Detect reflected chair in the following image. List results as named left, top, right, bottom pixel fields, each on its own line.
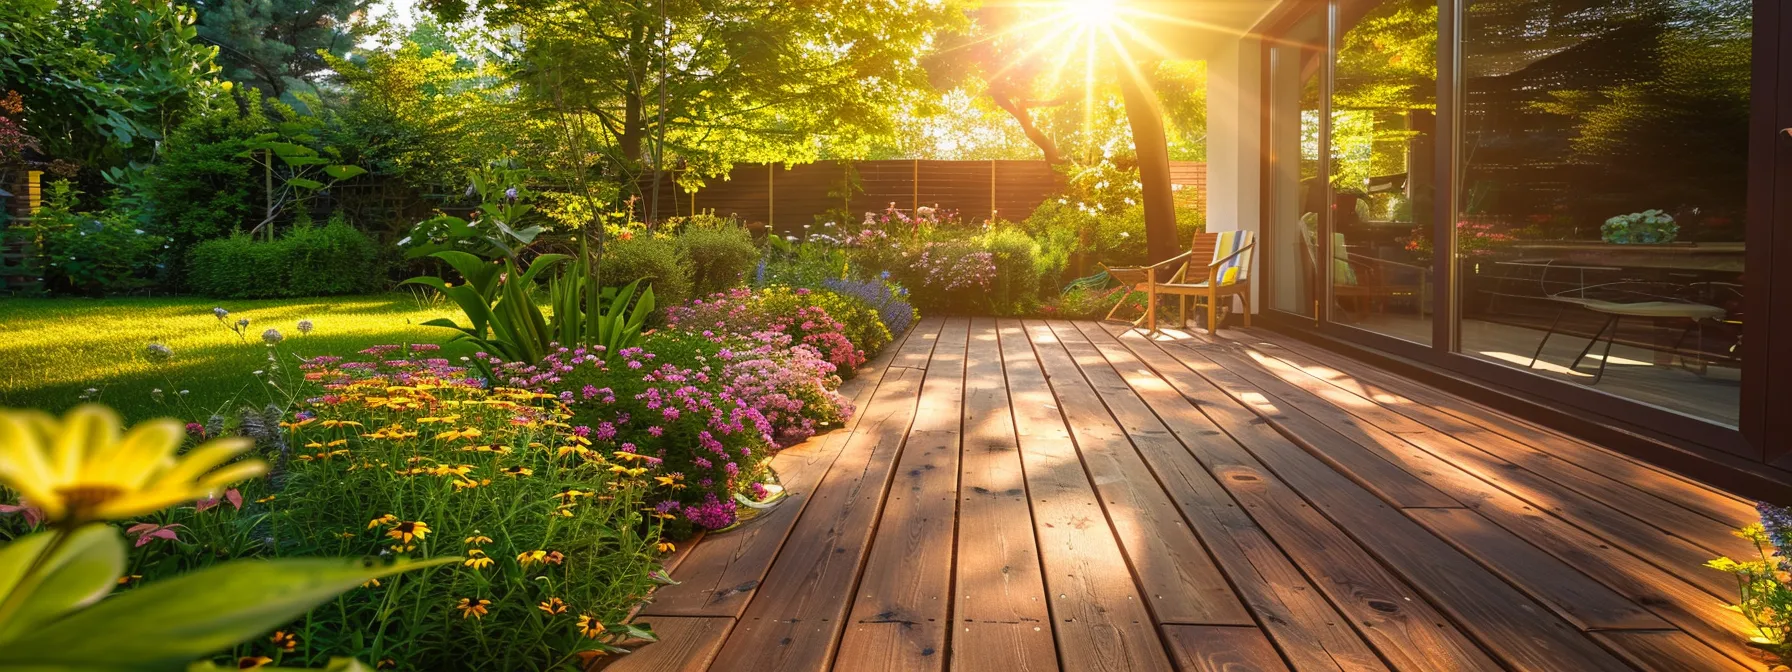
left=1526, top=281, right=1730, bottom=385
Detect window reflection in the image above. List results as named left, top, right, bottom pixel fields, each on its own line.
left=1456, top=0, right=1750, bottom=426
left=1329, top=0, right=1438, bottom=343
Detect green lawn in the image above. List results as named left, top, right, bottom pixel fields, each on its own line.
left=0, top=294, right=474, bottom=423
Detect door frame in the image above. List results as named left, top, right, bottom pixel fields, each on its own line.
left=1255, top=0, right=1786, bottom=464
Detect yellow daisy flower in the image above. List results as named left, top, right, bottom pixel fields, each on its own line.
left=238, top=656, right=274, bottom=669
left=501, top=465, right=533, bottom=477
left=538, top=597, right=568, bottom=615
left=386, top=520, right=430, bottom=544
left=576, top=614, right=605, bottom=638
left=464, top=534, right=493, bottom=546
left=464, top=549, right=494, bottom=569
left=269, top=630, right=297, bottom=652
left=456, top=597, right=490, bottom=619
left=0, top=405, right=267, bottom=525
left=657, top=541, right=676, bottom=553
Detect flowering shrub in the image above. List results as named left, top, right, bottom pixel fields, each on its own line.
left=667, top=286, right=873, bottom=373
left=822, top=276, right=916, bottom=339
left=104, top=352, right=667, bottom=670
left=1708, top=502, right=1792, bottom=658
left=896, top=240, right=997, bottom=314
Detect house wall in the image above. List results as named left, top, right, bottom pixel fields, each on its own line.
left=1205, top=37, right=1264, bottom=312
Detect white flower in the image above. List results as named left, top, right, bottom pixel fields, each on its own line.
left=296, top=319, right=314, bottom=335
left=262, top=329, right=284, bottom=345
left=145, top=343, right=173, bottom=362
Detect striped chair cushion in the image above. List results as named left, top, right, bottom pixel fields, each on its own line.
left=1212, top=230, right=1254, bottom=286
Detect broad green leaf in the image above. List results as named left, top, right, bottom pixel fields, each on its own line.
left=0, top=557, right=455, bottom=670
left=0, top=525, right=125, bottom=644
left=323, top=165, right=367, bottom=180
left=278, top=155, right=330, bottom=167
left=286, top=177, right=325, bottom=191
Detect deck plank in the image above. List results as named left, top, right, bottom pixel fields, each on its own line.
left=996, top=319, right=1176, bottom=672
left=603, top=617, right=735, bottom=672
left=1232, top=344, right=1745, bottom=598
left=951, top=318, right=1059, bottom=672
left=1161, top=626, right=1292, bottom=672
left=642, top=324, right=918, bottom=617
left=1246, top=337, right=1756, bottom=554
left=1242, top=330, right=1757, bottom=529
left=1067, top=321, right=1388, bottom=672
left=1592, top=630, right=1756, bottom=672
left=708, top=322, right=938, bottom=672
left=1026, top=321, right=1253, bottom=627
left=1213, top=341, right=1766, bottom=670
left=1093, top=328, right=1495, bottom=671
left=835, top=318, right=971, bottom=671
left=1126, top=328, right=1634, bottom=672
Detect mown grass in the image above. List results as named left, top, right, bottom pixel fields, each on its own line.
left=0, top=293, right=475, bottom=422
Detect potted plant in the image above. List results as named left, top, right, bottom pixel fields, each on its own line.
left=1601, top=209, right=1679, bottom=244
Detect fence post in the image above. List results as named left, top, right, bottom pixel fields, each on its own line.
left=911, top=159, right=918, bottom=213
left=989, top=159, right=997, bottom=222
left=768, top=163, right=775, bottom=231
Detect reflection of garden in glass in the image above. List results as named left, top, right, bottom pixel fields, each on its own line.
left=1327, top=0, right=1438, bottom=344
left=1455, top=0, right=1752, bottom=427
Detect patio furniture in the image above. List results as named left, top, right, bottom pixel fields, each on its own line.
left=1301, top=229, right=1428, bottom=319
left=1527, top=295, right=1728, bottom=385
left=1103, top=230, right=1255, bottom=335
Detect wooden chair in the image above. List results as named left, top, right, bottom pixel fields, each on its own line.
left=1301, top=229, right=1428, bottom=320
left=1104, top=230, right=1256, bottom=335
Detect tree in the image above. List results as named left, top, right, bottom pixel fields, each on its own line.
left=426, top=0, right=966, bottom=225
left=191, top=0, right=373, bottom=100
left=0, top=0, right=219, bottom=171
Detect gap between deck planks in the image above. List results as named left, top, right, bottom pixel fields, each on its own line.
left=1100, top=324, right=1637, bottom=671
left=833, top=318, right=971, bottom=670
left=705, top=317, right=939, bottom=672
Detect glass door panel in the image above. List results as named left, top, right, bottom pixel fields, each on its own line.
left=1328, top=0, right=1439, bottom=344
left=1455, top=0, right=1751, bottom=427
left=1267, top=15, right=1327, bottom=317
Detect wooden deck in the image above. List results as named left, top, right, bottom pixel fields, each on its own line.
left=609, top=318, right=1765, bottom=672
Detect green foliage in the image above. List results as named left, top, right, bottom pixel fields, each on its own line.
left=788, top=290, right=893, bottom=363
left=186, top=218, right=384, bottom=298
left=400, top=164, right=541, bottom=263
left=239, top=96, right=368, bottom=235
left=597, top=236, right=694, bottom=310
left=549, top=269, right=657, bottom=360
left=26, top=181, right=166, bottom=295
left=403, top=252, right=570, bottom=364
left=0, top=0, right=220, bottom=170
left=1708, top=522, right=1792, bottom=657
left=194, top=0, right=370, bottom=100
left=0, top=520, right=444, bottom=671
left=980, top=227, right=1042, bottom=316
left=324, top=37, right=524, bottom=188
left=147, top=92, right=268, bottom=256
left=674, top=218, right=760, bottom=297
left=468, top=0, right=966, bottom=211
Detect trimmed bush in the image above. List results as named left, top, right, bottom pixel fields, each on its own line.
left=676, top=221, right=759, bottom=296
left=596, top=235, right=694, bottom=309
left=981, top=227, right=1042, bottom=316
left=186, top=218, right=383, bottom=298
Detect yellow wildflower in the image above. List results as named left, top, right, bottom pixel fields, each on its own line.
left=385, top=520, right=430, bottom=544
left=538, top=597, right=568, bottom=615
left=576, top=614, right=604, bottom=638
left=456, top=597, right=490, bottom=619
left=517, top=550, right=547, bottom=567
left=657, top=541, right=676, bottom=553
left=464, top=549, right=494, bottom=569
left=0, top=405, right=266, bottom=524
left=238, top=657, right=274, bottom=670
left=269, top=630, right=297, bottom=652
left=464, top=534, right=493, bottom=546
left=501, top=465, right=533, bottom=477
left=367, top=514, right=398, bottom=530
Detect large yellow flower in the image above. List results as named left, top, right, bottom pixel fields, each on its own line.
left=0, top=405, right=266, bottom=525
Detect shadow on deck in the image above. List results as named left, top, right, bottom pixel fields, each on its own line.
left=605, top=317, right=1764, bottom=672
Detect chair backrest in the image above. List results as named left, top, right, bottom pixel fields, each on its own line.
left=1299, top=227, right=1357, bottom=286
left=1188, top=230, right=1256, bottom=286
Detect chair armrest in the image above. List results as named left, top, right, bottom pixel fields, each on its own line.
left=1207, top=242, right=1256, bottom=269
left=1102, top=251, right=1193, bottom=274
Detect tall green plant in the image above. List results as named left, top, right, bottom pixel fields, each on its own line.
left=550, top=265, right=656, bottom=357
left=405, top=251, right=655, bottom=368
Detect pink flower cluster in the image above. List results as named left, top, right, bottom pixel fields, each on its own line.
left=667, top=287, right=866, bottom=371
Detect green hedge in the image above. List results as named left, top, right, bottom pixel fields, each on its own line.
left=186, top=220, right=384, bottom=298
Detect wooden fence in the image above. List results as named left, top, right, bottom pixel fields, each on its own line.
left=638, top=159, right=1206, bottom=234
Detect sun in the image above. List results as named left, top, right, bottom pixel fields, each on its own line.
left=1062, top=0, right=1120, bottom=26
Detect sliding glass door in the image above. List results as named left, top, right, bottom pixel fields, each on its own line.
left=1260, top=0, right=1784, bottom=456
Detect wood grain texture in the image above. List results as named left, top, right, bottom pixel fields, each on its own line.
left=601, top=617, right=735, bottom=672
left=1230, top=345, right=1742, bottom=599
left=1070, top=322, right=1389, bottom=672
left=952, top=319, right=1059, bottom=672
left=1025, top=321, right=1252, bottom=627
left=1161, top=625, right=1292, bottom=672
left=835, top=318, right=971, bottom=671
left=643, top=322, right=920, bottom=617
left=1243, top=330, right=1757, bottom=529
left=996, top=319, right=1175, bottom=672
left=1405, top=508, right=1668, bottom=630
left=710, top=331, right=936, bottom=672
left=1591, top=630, right=1756, bottom=672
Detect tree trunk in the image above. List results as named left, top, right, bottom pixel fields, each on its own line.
left=989, top=84, right=1066, bottom=165
left=1118, top=63, right=1180, bottom=265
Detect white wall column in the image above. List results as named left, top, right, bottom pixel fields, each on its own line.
left=1205, top=36, right=1264, bottom=313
